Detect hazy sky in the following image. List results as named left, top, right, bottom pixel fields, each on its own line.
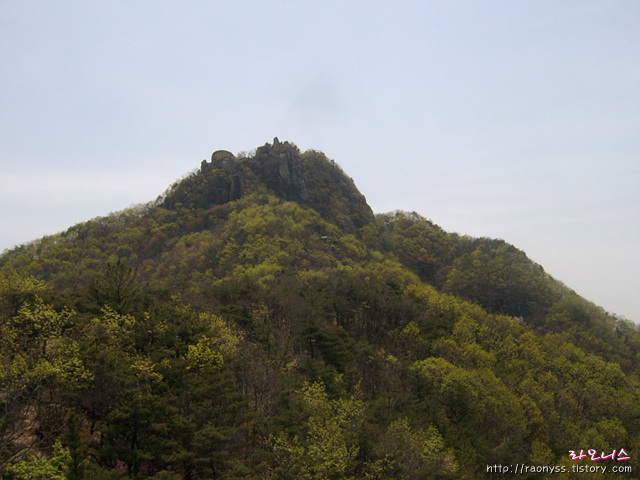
left=1, top=1, right=639, bottom=321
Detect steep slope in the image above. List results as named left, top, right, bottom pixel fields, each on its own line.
left=1, top=141, right=639, bottom=479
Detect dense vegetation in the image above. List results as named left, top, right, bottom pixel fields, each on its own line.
left=1, top=140, right=639, bottom=479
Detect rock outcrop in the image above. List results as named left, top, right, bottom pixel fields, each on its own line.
left=164, top=139, right=374, bottom=230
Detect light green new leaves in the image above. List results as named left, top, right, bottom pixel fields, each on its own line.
left=376, top=417, right=457, bottom=476
left=6, top=440, right=71, bottom=480
left=270, top=381, right=365, bottom=479
left=1, top=290, right=91, bottom=470
left=1, top=296, right=91, bottom=391
left=186, top=313, right=242, bottom=370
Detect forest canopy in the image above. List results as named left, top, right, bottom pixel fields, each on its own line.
left=1, top=140, right=638, bottom=479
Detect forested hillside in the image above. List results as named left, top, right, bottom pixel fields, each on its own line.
left=1, top=140, right=639, bottom=479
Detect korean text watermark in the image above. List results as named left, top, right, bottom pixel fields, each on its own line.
left=486, top=449, right=632, bottom=475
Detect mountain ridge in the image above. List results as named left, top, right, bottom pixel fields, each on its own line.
left=1, top=140, right=639, bottom=479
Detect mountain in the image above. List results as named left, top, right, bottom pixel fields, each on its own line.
left=1, top=140, right=639, bottom=479
left=163, top=139, right=374, bottom=231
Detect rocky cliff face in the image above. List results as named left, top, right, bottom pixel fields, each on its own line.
left=164, top=139, right=374, bottom=230
left=197, top=150, right=246, bottom=204
left=249, top=138, right=310, bottom=203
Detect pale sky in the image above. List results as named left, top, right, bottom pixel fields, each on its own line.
left=1, top=1, right=639, bottom=322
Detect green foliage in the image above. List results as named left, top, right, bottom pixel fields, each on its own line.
left=62, top=411, right=88, bottom=480
left=443, top=240, right=562, bottom=318
left=2, top=141, right=640, bottom=478
left=1, top=277, right=91, bottom=474
left=89, top=260, right=142, bottom=314
left=186, top=313, right=242, bottom=370
left=375, top=417, right=457, bottom=478
left=269, top=381, right=364, bottom=479
left=6, top=440, right=70, bottom=480
left=375, top=211, right=458, bottom=284
left=299, top=149, right=375, bottom=230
